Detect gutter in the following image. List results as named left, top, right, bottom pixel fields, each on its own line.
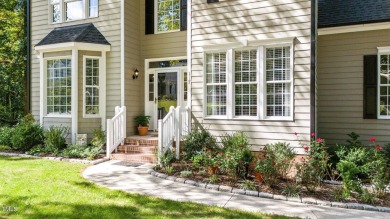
left=26, top=0, right=31, bottom=113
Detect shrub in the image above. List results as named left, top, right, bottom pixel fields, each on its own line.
left=296, top=137, right=329, bottom=192
left=165, top=166, right=174, bottom=175
left=241, top=180, right=256, bottom=191
left=183, top=129, right=217, bottom=160
left=180, top=170, right=192, bottom=177
left=26, top=145, right=50, bottom=156
left=364, top=147, right=390, bottom=195
left=281, top=183, right=301, bottom=198
left=219, top=132, right=253, bottom=179
left=160, top=148, right=175, bottom=167
left=208, top=174, right=218, bottom=184
left=61, top=145, right=103, bottom=160
left=0, top=126, right=14, bottom=147
left=44, top=126, right=69, bottom=153
left=11, top=115, right=44, bottom=151
left=382, top=143, right=390, bottom=166
left=336, top=160, right=362, bottom=196
left=255, top=147, right=278, bottom=186
left=91, top=126, right=106, bottom=148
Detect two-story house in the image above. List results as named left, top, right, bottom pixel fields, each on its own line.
left=27, top=0, right=390, bottom=158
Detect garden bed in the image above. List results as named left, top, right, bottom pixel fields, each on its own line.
left=155, top=162, right=390, bottom=207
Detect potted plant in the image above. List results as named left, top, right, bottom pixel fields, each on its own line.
left=134, top=115, right=151, bottom=136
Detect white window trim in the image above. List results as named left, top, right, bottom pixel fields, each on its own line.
left=154, top=0, right=181, bottom=34
left=202, top=38, right=295, bottom=121
left=377, top=47, right=390, bottom=119
left=43, top=55, right=73, bottom=118
left=203, top=50, right=229, bottom=119
left=262, top=43, right=294, bottom=121
left=48, top=0, right=98, bottom=24
left=83, top=56, right=102, bottom=118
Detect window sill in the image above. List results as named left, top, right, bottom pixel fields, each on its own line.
left=154, top=29, right=181, bottom=35
left=50, top=16, right=99, bottom=25
left=203, top=116, right=294, bottom=122
left=83, top=115, right=101, bottom=119
left=44, top=115, right=72, bottom=119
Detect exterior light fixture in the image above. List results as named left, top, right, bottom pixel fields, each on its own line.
left=133, top=68, right=139, bottom=80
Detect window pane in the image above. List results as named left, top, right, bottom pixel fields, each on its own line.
left=66, top=0, right=83, bottom=21
left=84, top=58, right=100, bottom=115
left=157, top=0, right=180, bottom=32
left=47, top=58, right=71, bottom=115
left=89, top=0, right=98, bottom=17
left=52, top=4, right=60, bottom=22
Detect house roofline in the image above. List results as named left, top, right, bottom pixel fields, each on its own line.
left=319, top=21, right=390, bottom=36
left=34, top=42, right=111, bottom=53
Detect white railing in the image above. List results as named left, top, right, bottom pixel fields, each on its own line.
left=106, top=106, right=126, bottom=158
left=158, top=106, right=191, bottom=163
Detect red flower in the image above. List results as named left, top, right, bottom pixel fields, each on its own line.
left=316, top=138, right=322, bottom=143
left=227, top=155, right=231, bottom=159
left=219, top=152, right=223, bottom=155
left=294, top=132, right=298, bottom=136
left=375, top=145, right=383, bottom=151
left=369, top=137, right=376, bottom=143
left=304, top=146, right=309, bottom=152
left=311, top=132, right=315, bottom=137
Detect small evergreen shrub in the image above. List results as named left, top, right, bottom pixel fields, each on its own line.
left=0, top=126, right=14, bottom=147
left=91, top=126, right=106, bottom=148
left=11, top=115, right=44, bottom=151
left=44, top=126, right=69, bottom=153
left=160, top=148, right=175, bottom=167
left=183, top=129, right=217, bottom=160
left=61, top=145, right=103, bottom=160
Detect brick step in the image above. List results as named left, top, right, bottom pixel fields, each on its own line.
left=117, top=145, right=156, bottom=153
left=110, top=152, right=157, bottom=164
left=125, top=138, right=158, bottom=146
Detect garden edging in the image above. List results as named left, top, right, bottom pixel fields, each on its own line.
left=0, top=152, right=109, bottom=165
left=147, top=169, right=390, bottom=213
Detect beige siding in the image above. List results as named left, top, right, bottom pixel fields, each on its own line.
left=139, top=0, right=187, bottom=61
left=31, top=0, right=121, bottom=130
left=318, top=29, right=390, bottom=145
left=124, top=0, right=144, bottom=136
left=191, top=0, right=312, bottom=151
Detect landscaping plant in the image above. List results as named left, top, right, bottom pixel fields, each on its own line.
left=182, top=129, right=217, bottom=160
left=44, top=126, right=69, bottom=153
left=0, top=126, right=13, bottom=147
left=91, top=126, right=106, bottom=148
left=10, top=115, right=44, bottom=151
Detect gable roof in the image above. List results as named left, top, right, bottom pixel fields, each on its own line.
left=36, top=23, right=110, bottom=47
left=318, top=0, right=390, bottom=28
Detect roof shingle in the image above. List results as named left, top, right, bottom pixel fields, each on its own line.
left=318, top=0, right=390, bottom=28
left=36, top=23, right=110, bottom=46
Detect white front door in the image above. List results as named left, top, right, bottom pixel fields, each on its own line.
left=145, top=68, right=188, bottom=131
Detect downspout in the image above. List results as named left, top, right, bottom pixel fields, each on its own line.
left=26, top=0, right=31, bottom=113
left=310, top=0, right=318, bottom=135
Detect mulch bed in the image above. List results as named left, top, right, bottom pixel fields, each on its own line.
left=157, top=162, right=390, bottom=207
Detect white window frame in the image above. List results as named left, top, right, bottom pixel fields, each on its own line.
left=377, top=47, right=390, bottom=119
left=203, top=50, right=230, bottom=119
left=49, top=0, right=98, bottom=24
left=262, top=44, right=294, bottom=121
left=202, top=38, right=295, bottom=121
left=154, top=0, right=181, bottom=34
left=44, top=56, right=73, bottom=118
left=83, top=56, right=102, bottom=118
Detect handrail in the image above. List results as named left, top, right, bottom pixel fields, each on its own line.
left=158, top=105, right=191, bottom=164
left=106, top=106, right=126, bottom=158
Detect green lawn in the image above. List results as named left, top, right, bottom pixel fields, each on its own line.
left=0, top=156, right=294, bottom=219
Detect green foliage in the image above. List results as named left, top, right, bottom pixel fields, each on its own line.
left=180, top=170, right=192, bottom=177
left=296, top=138, right=329, bottom=192
left=336, top=160, right=362, bottom=196
left=208, top=174, right=218, bottom=184
left=219, top=132, right=253, bottom=179
left=11, top=116, right=44, bottom=151
left=364, top=148, right=390, bottom=195
left=44, top=126, right=69, bottom=153
left=134, top=115, right=151, bottom=127
left=382, top=143, right=390, bottom=166
left=0, top=0, right=27, bottom=125
left=160, top=148, right=175, bottom=167
left=183, top=129, right=217, bottom=160
left=256, top=142, right=295, bottom=186
left=0, top=126, right=14, bottom=147
left=26, top=145, right=51, bottom=156
left=346, top=132, right=363, bottom=149
left=0, top=145, right=11, bottom=151
left=281, top=183, right=301, bottom=198
left=91, top=126, right=106, bottom=148
left=241, top=180, right=256, bottom=191
left=165, top=166, right=174, bottom=175
left=61, top=145, right=103, bottom=160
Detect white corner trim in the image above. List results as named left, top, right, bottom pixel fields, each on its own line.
left=187, top=0, right=192, bottom=110
left=101, top=51, right=107, bottom=130
left=71, top=49, right=79, bottom=144
left=39, top=52, right=44, bottom=126
left=319, top=22, right=390, bottom=36
left=120, top=0, right=125, bottom=107
left=35, top=42, right=111, bottom=53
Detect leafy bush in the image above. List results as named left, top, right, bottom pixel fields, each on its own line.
left=180, top=170, right=192, bottom=177
left=0, top=126, right=13, bottom=147
left=26, top=145, right=50, bottom=156
left=0, top=145, right=12, bottom=151
left=208, top=174, right=218, bottom=184
left=296, top=138, right=329, bottom=191
left=160, top=148, right=175, bottom=167
left=183, top=129, right=217, bottom=160
left=281, top=183, right=301, bottom=198
left=382, top=143, right=390, bottom=166
left=191, top=146, right=221, bottom=169
left=219, top=132, right=253, bottom=179
left=91, top=126, right=106, bottom=148
left=44, top=126, right=69, bottom=153
left=241, top=180, right=256, bottom=191
left=61, top=145, right=103, bottom=160
left=165, top=166, right=174, bottom=175
left=364, top=147, right=390, bottom=195
left=11, top=115, right=44, bottom=151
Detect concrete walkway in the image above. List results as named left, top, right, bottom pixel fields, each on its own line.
left=83, top=160, right=390, bottom=219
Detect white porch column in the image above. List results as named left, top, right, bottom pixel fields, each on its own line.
left=39, top=52, right=44, bottom=126
left=71, top=49, right=79, bottom=144
left=101, top=51, right=107, bottom=130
